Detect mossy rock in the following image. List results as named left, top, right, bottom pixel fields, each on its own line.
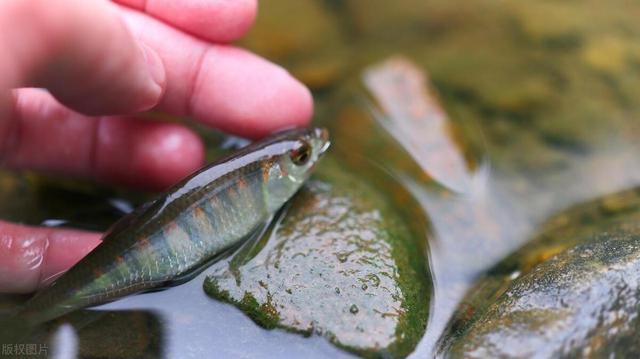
left=441, top=188, right=640, bottom=358
left=204, top=157, right=431, bottom=358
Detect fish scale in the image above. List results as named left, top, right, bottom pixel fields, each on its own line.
left=19, top=128, right=330, bottom=324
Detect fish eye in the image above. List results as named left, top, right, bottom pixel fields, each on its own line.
left=290, top=140, right=311, bottom=166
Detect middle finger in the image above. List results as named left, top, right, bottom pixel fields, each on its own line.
left=118, top=5, right=313, bottom=139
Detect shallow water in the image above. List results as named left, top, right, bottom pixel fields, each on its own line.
left=2, top=0, right=640, bottom=357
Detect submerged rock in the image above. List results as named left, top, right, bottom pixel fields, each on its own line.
left=447, top=234, right=640, bottom=358
left=204, top=158, right=431, bottom=358
left=239, top=0, right=350, bottom=90
left=442, top=188, right=640, bottom=358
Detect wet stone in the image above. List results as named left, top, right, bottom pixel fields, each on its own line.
left=204, top=158, right=431, bottom=358
left=442, top=188, right=640, bottom=358
left=446, top=234, right=640, bottom=358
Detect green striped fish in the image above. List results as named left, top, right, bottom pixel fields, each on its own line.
left=20, top=127, right=330, bottom=323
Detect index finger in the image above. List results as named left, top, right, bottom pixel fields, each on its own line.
left=120, top=7, right=313, bottom=138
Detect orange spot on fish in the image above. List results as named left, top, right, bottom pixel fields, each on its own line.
left=262, top=161, right=272, bottom=183
left=227, top=187, right=239, bottom=201
left=136, top=236, right=151, bottom=250
left=237, top=177, right=248, bottom=190
left=193, top=207, right=206, bottom=220
left=209, top=195, right=219, bottom=208
left=166, top=221, right=178, bottom=232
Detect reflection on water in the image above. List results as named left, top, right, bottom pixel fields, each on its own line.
left=2, top=0, right=640, bottom=357
left=69, top=270, right=348, bottom=358
left=51, top=310, right=163, bottom=358
left=363, top=56, right=482, bottom=194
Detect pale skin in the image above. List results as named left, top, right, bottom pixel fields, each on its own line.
left=0, top=0, right=313, bottom=293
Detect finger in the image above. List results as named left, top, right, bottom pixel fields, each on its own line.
left=3, top=89, right=205, bottom=191
left=119, top=6, right=313, bottom=139
left=0, top=220, right=101, bottom=294
left=114, top=0, right=257, bottom=43
left=0, top=0, right=165, bottom=116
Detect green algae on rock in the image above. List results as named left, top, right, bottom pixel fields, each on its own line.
left=204, top=158, right=431, bottom=358
left=441, top=188, right=640, bottom=358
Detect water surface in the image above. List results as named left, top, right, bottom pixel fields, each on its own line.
left=2, top=0, right=640, bottom=357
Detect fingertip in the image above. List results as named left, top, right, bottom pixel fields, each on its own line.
left=132, top=122, right=205, bottom=190
left=216, top=0, right=258, bottom=42
left=281, top=75, right=314, bottom=129
left=249, top=72, right=314, bottom=137
left=227, top=67, right=314, bottom=138
left=0, top=221, right=101, bottom=293
left=192, top=47, right=315, bottom=138
left=95, top=118, right=205, bottom=191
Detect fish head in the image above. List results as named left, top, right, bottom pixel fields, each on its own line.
left=263, top=127, right=330, bottom=211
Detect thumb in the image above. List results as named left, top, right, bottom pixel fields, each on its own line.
left=0, top=0, right=166, bottom=116
left=0, top=220, right=101, bottom=294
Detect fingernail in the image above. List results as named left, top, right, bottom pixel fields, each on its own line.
left=139, top=43, right=166, bottom=91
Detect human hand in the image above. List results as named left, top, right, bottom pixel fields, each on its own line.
left=0, top=0, right=313, bottom=293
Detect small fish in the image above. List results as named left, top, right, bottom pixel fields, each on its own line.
left=20, top=128, right=330, bottom=323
